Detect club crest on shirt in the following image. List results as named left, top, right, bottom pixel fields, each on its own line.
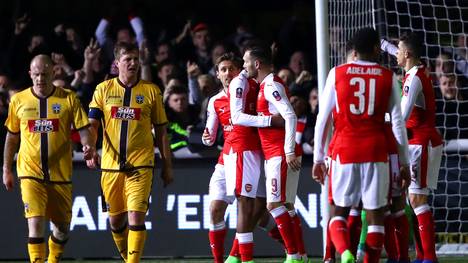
left=272, top=91, right=282, bottom=101
left=403, top=86, right=409, bottom=96
left=245, top=184, right=252, bottom=193
left=135, top=94, right=144, bottom=104
left=52, top=103, right=61, bottom=114
left=236, top=87, right=243, bottom=98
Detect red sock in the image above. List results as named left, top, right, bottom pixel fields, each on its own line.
left=348, top=209, right=362, bottom=256
left=270, top=206, right=298, bottom=255
left=415, top=205, right=437, bottom=261
left=229, top=238, right=240, bottom=257
left=364, top=226, right=385, bottom=263
left=393, top=210, right=410, bottom=262
left=384, top=213, right=398, bottom=261
left=412, top=213, right=424, bottom=260
left=268, top=226, right=285, bottom=247
left=324, top=219, right=336, bottom=260
left=237, top=232, right=254, bottom=262
left=329, top=216, right=350, bottom=254
left=291, top=212, right=306, bottom=255
left=209, top=224, right=227, bottom=263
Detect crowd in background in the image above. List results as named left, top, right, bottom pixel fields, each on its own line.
left=0, top=1, right=466, bottom=158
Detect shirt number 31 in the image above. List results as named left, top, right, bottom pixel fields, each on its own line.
left=349, top=77, right=376, bottom=115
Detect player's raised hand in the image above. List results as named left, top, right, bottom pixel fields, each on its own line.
left=286, top=153, right=301, bottom=172
left=2, top=169, right=15, bottom=191
left=312, top=162, right=327, bottom=184
left=400, top=164, right=411, bottom=189
left=161, top=166, right=174, bottom=188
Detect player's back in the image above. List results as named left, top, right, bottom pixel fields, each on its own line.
left=333, top=61, right=394, bottom=163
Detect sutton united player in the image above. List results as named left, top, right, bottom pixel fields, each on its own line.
left=312, top=28, right=410, bottom=263
left=87, top=42, right=173, bottom=263
left=3, top=55, right=95, bottom=263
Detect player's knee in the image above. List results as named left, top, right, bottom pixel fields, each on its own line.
left=284, top=202, right=294, bottom=211
left=27, top=216, right=45, bottom=237
left=409, top=193, right=428, bottom=208
left=109, top=213, right=128, bottom=230
left=266, top=202, right=281, bottom=211
left=210, top=203, right=226, bottom=223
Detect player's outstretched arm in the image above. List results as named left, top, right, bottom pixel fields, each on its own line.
left=229, top=71, right=271, bottom=127
left=313, top=68, right=336, bottom=165
left=154, top=124, right=174, bottom=187
left=2, top=132, right=19, bottom=191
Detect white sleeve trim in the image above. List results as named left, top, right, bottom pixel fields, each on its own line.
left=264, top=81, right=297, bottom=155
left=313, top=68, right=336, bottom=163
left=202, top=96, right=219, bottom=146
left=229, top=75, right=271, bottom=128
left=389, top=74, right=410, bottom=165
left=401, top=72, right=422, bottom=121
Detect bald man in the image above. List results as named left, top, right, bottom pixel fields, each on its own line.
left=3, top=54, right=96, bottom=263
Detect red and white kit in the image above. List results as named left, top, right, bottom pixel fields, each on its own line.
left=225, top=70, right=271, bottom=199
left=203, top=90, right=235, bottom=204
left=384, top=118, right=404, bottom=198
left=314, top=60, right=409, bottom=210
left=257, top=73, right=299, bottom=203
left=286, top=116, right=306, bottom=204
left=401, top=65, right=443, bottom=195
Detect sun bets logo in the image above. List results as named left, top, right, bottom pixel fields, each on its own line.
left=111, top=106, right=141, bottom=120
left=28, top=119, right=59, bottom=133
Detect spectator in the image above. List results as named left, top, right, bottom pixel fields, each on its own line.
left=164, top=85, right=201, bottom=152
left=94, top=14, right=145, bottom=70
left=436, top=73, right=468, bottom=140
left=278, top=67, right=295, bottom=87
left=156, top=60, right=180, bottom=90
left=288, top=50, right=310, bottom=77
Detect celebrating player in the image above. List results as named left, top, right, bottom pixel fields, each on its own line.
left=396, top=32, right=443, bottom=263
left=312, top=28, right=410, bottom=263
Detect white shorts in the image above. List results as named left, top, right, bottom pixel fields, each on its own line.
left=208, top=164, right=235, bottom=204
left=408, top=143, right=443, bottom=195
left=286, top=156, right=302, bottom=204
left=264, top=155, right=288, bottom=203
left=329, top=156, right=389, bottom=210
left=389, top=154, right=404, bottom=198
left=224, top=150, right=262, bottom=198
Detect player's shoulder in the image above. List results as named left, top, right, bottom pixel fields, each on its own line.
left=210, top=90, right=227, bottom=102
left=138, top=79, right=163, bottom=94
left=95, top=78, right=116, bottom=92
left=10, top=87, right=33, bottom=102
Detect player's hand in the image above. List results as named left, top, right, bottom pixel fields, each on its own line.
left=286, top=154, right=301, bottom=172
left=312, top=162, right=327, bottom=185
left=86, top=152, right=100, bottom=169
left=399, top=165, right=411, bottom=189
left=160, top=166, right=174, bottom=188
left=82, top=145, right=96, bottom=161
left=2, top=168, right=15, bottom=191
left=270, top=114, right=285, bottom=128
left=202, top=128, right=213, bottom=145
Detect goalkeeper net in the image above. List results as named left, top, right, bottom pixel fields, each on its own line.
left=327, top=0, right=468, bottom=255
